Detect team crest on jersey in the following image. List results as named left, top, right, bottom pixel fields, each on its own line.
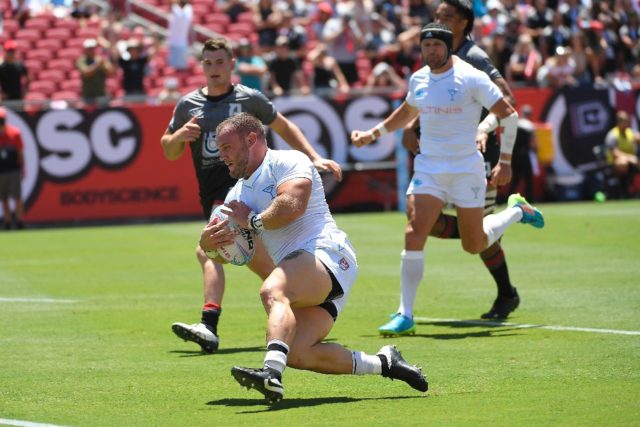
left=189, top=107, right=204, bottom=119
left=262, top=184, right=276, bottom=199
left=229, top=103, right=242, bottom=116
left=339, top=257, right=350, bottom=271
left=447, top=88, right=459, bottom=101
left=202, top=132, right=219, bottom=157
left=415, top=87, right=428, bottom=98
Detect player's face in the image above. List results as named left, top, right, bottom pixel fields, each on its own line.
left=201, top=49, right=235, bottom=89
left=435, top=3, right=465, bottom=37
left=421, top=39, right=449, bottom=70
left=218, top=131, right=250, bottom=179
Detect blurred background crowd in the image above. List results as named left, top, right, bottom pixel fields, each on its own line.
left=1, top=0, right=639, bottom=106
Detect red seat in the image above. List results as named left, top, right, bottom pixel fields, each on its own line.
left=46, top=28, right=73, bottom=40
left=57, top=48, right=83, bottom=61
left=55, top=19, right=80, bottom=31
left=29, top=80, right=58, bottom=96
left=2, top=19, right=20, bottom=35
left=38, top=69, right=67, bottom=82
left=227, top=22, right=254, bottom=35
left=75, top=27, right=100, bottom=39
left=204, top=13, right=230, bottom=27
left=48, top=59, right=76, bottom=73
left=66, top=38, right=87, bottom=49
left=236, top=12, right=254, bottom=23
left=24, top=91, right=48, bottom=102
left=24, top=17, right=51, bottom=32
left=36, top=39, right=65, bottom=51
left=14, top=39, right=32, bottom=52
left=26, top=49, right=54, bottom=61
left=15, top=29, right=42, bottom=43
left=59, top=79, right=82, bottom=92
left=51, top=91, right=80, bottom=101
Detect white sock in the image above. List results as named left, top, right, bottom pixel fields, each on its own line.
left=396, top=250, right=424, bottom=318
left=264, top=339, right=289, bottom=374
left=351, top=351, right=382, bottom=375
left=483, top=207, right=523, bottom=247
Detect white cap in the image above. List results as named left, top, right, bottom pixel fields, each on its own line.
left=83, top=38, right=98, bottom=49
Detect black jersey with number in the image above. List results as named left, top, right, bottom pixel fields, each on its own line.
left=168, top=84, right=278, bottom=218
left=455, top=39, right=504, bottom=176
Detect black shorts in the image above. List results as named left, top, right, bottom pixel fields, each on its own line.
left=318, top=261, right=344, bottom=321
left=198, top=169, right=237, bottom=220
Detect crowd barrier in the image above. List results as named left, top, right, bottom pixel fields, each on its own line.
left=2, top=86, right=638, bottom=225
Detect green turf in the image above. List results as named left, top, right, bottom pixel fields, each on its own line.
left=1, top=201, right=639, bottom=426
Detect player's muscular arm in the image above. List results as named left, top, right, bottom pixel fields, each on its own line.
left=224, top=178, right=312, bottom=230
left=160, top=116, right=200, bottom=160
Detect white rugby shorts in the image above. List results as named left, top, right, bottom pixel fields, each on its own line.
left=407, top=170, right=487, bottom=208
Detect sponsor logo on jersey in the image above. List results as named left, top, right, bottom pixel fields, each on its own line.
left=339, top=257, right=350, bottom=271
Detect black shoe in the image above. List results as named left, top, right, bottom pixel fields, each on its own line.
left=377, top=345, right=428, bottom=392
left=231, top=366, right=284, bottom=404
left=3, top=222, right=10, bottom=230
left=481, top=287, right=520, bottom=320
left=16, top=221, right=24, bottom=230
left=171, top=322, right=219, bottom=353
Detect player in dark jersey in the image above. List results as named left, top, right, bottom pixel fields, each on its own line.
left=161, top=37, right=342, bottom=353
left=389, top=0, right=520, bottom=331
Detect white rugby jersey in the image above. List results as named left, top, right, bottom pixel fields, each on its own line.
left=225, top=149, right=349, bottom=264
left=406, top=57, right=503, bottom=174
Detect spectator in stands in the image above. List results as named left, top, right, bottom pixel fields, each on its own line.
left=157, top=77, right=182, bottom=104
left=306, top=42, right=350, bottom=94
left=218, top=0, right=250, bottom=23
left=113, top=38, right=155, bottom=97
left=481, top=0, right=509, bottom=37
left=0, top=107, right=25, bottom=230
left=507, top=33, right=542, bottom=85
left=0, top=40, right=29, bottom=102
left=167, top=0, right=193, bottom=70
left=508, top=104, right=538, bottom=202
left=277, top=10, right=308, bottom=60
left=312, top=2, right=333, bottom=41
left=391, top=26, right=422, bottom=79
left=525, top=0, right=553, bottom=46
left=11, top=0, right=40, bottom=28
left=254, top=0, right=281, bottom=53
left=618, top=10, right=639, bottom=72
left=540, top=10, right=571, bottom=60
left=569, top=31, right=594, bottom=85
left=403, top=0, right=434, bottom=29
left=322, top=7, right=364, bottom=85
left=77, top=38, right=113, bottom=104
left=364, top=61, right=407, bottom=93
left=379, top=0, right=404, bottom=35
left=604, top=111, right=639, bottom=197
left=543, top=45, right=577, bottom=88
left=267, top=35, right=309, bottom=96
left=486, top=29, right=512, bottom=78
left=235, top=38, right=267, bottom=91
left=363, top=12, right=396, bottom=62
left=352, top=0, right=376, bottom=36
left=70, top=0, right=93, bottom=19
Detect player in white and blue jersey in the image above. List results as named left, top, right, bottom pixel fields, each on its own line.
left=351, top=23, right=544, bottom=337
left=198, top=113, right=428, bottom=404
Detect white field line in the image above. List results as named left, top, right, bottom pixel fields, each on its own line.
left=0, top=297, right=77, bottom=303
left=0, top=419, right=67, bottom=427
left=414, top=317, right=640, bottom=336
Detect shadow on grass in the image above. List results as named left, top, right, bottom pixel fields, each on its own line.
left=168, top=345, right=266, bottom=357
left=360, top=318, right=525, bottom=340
left=207, top=395, right=424, bottom=413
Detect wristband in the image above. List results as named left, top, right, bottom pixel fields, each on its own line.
left=248, top=211, right=264, bottom=231
left=499, top=159, right=511, bottom=165
left=374, top=123, right=389, bottom=138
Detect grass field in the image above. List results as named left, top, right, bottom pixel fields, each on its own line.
left=1, top=201, right=639, bottom=426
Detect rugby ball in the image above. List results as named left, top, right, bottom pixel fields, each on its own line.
left=205, top=205, right=256, bottom=266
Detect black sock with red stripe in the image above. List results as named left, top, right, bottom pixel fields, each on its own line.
left=431, top=214, right=460, bottom=239
left=201, top=303, right=221, bottom=335
left=480, top=242, right=515, bottom=298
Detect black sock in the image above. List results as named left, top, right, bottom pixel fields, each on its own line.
left=480, top=242, right=515, bottom=298
left=201, top=308, right=221, bottom=335
left=431, top=214, right=460, bottom=239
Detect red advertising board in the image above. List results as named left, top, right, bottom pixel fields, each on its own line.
left=3, top=87, right=638, bottom=224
